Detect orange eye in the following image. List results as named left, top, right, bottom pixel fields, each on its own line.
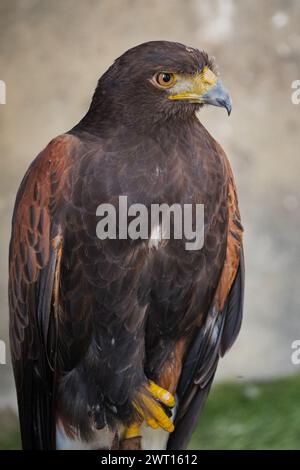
left=155, top=72, right=176, bottom=88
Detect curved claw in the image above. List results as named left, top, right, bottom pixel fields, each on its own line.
left=132, top=380, right=175, bottom=433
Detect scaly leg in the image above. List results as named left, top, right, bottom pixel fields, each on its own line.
left=123, top=380, right=175, bottom=443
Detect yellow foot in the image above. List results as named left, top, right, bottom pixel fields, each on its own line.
left=131, top=380, right=175, bottom=433
left=124, top=421, right=142, bottom=439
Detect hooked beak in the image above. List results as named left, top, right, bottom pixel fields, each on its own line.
left=167, top=67, right=232, bottom=116
left=202, top=80, right=232, bottom=116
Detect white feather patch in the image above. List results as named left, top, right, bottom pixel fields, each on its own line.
left=56, top=424, right=115, bottom=450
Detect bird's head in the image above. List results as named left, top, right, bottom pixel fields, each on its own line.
left=89, top=41, right=232, bottom=129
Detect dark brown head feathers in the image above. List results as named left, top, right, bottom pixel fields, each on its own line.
left=80, top=41, right=216, bottom=132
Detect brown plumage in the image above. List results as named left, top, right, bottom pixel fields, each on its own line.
left=9, top=41, right=244, bottom=450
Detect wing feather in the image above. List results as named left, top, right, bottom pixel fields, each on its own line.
left=168, top=154, right=244, bottom=450
left=9, top=135, right=74, bottom=449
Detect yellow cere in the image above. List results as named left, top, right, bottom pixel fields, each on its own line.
left=168, top=66, right=218, bottom=102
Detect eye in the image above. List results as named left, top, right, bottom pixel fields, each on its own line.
left=155, top=72, right=176, bottom=88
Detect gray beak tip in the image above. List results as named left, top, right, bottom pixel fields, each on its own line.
left=226, top=101, right=232, bottom=116
left=202, top=80, right=232, bottom=116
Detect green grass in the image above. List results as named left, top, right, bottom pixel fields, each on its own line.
left=1, top=375, right=300, bottom=449
left=0, top=408, right=21, bottom=450
left=189, top=374, right=300, bottom=450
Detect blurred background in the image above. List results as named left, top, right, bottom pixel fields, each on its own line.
left=0, top=0, right=300, bottom=449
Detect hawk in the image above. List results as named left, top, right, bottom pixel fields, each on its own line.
left=9, top=41, right=244, bottom=450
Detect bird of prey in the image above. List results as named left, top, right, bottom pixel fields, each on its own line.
left=9, top=41, right=244, bottom=450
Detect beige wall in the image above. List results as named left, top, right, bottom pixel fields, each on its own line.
left=1, top=0, right=300, bottom=408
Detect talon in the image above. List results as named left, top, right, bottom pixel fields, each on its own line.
left=133, top=380, right=175, bottom=433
